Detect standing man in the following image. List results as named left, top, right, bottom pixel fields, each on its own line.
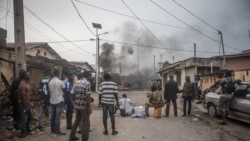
left=49, top=68, right=66, bottom=137
left=181, top=76, right=195, bottom=117
left=164, top=75, right=180, bottom=117
left=9, top=69, right=26, bottom=130
left=195, top=75, right=202, bottom=104
left=98, top=73, right=119, bottom=135
left=69, top=71, right=92, bottom=141
left=64, top=73, right=75, bottom=130
left=218, top=71, right=235, bottom=125
left=18, top=72, right=33, bottom=138
left=37, top=69, right=52, bottom=131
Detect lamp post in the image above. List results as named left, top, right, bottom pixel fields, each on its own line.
left=92, top=23, right=108, bottom=92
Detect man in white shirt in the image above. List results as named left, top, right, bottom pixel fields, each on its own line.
left=119, top=93, right=134, bottom=116
left=49, top=68, right=66, bottom=137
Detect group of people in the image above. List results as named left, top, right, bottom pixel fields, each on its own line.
left=8, top=68, right=235, bottom=140
left=161, top=72, right=235, bottom=122
left=9, top=69, right=33, bottom=138
left=164, top=71, right=236, bottom=125
left=111, top=75, right=197, bottom=118
left=8, top=68, right=94, bottom=141
left=144, top=75, right=195, bottom=118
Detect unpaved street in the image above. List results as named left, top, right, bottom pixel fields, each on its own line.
left=12, top=91, right=250, bottom=141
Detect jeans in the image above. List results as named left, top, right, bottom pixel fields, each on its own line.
left=102, top=104, right=115, bottom=119
left=66, top=104, right=74, bottom=113
left=70, top=108, right=89, bottom=141
left=50, top=102, right=64, bottom=133
left=38, top=105, right=50, bottom=126
left=183, top=96, right=192, bottom=116
left=19, top=103, right=32, bottom=134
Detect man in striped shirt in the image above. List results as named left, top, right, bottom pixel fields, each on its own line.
left=98, top=73, right=119, bottom=135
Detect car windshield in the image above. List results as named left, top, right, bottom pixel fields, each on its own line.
left=214, top=87, right=222, bottom=94
left=236, top=84, right=248, bottom=90
left=234, top=84, right=250, bottom=98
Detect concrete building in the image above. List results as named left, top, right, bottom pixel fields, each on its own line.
left=158, top=57, right=221, bottom=89
left=158, top=49, right=250, bottom=91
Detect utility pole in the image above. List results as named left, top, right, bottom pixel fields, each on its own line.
left=13, top=0, right=26, bottom=78
left=120, top=63, right=121, bottom=76
left=248, top=30, right=250, bottom=47
left=137, top=38, right=140, bottom=75
left=218, top=31, right=226, bottom=69
left=120, top=63, right=122, bottom=85
left=153, top=55, right=155, bottom=75
left=194, top=43, right=196, bottom=58
left=194, top=43, right=197, bottom=75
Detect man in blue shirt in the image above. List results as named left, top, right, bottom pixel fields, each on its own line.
left=64, top=73, right=75, bottom=130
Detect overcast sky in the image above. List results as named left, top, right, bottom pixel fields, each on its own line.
left=0, top=0, right=250, bottom=73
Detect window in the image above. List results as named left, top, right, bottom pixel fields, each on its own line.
left=234, top=84, right=249, bottom=99
left=247, top=70, right=249, bottom=76
left=37, top=49, right=40, bottom=54
left=44, top=52, right=47, bottom=56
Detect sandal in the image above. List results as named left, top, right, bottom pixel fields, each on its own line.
left=112, top=131, right=118, bottom=135
left=103, top=130, right=108, bottom=135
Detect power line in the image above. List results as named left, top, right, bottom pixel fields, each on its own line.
left=121, top=0, right=173, bottom=58
left=1, top=5, right=93, bottom=57
left=58, top=42, right=94, bottom=55
left=75, top=0, right=196, bottom=31
left=0, top=6, right=74, bottom=55
left=47, top=39, right=92, bottom=43
left=0, top=0, right=11, bottom=20
left=24, top=5, right=93, bottom=55
left=75, top=0, right=246, bottom=36
left=173, top=0, right=220, bottom=32
left=70, top=0, right=95, bottom=36
left=0, top=6, right=89, bottom=55
left=150, top=0, right=240, bottom=52
left=101, top=39, right=237, bottom=54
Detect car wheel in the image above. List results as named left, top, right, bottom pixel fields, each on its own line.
left=208, top=103, right=218, bottom=118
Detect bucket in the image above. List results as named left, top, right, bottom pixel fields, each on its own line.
left=154, top=107, right=162, bottom=118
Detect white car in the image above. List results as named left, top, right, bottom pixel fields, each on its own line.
left=203, top=82, right=250, bottom=123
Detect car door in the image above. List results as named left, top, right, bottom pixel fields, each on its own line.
left=230, top=85, right=250, bottom=115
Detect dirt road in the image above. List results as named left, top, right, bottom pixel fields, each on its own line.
left=6, top=90, right=250, bottom=141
